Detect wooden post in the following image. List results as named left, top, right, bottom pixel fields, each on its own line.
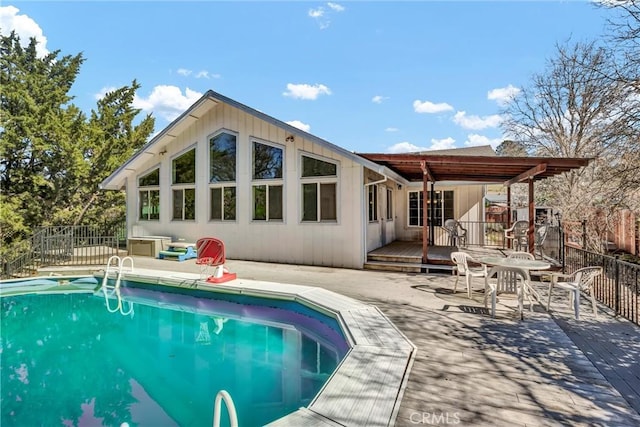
left=422, top=170, right=429, bottom=264
left=528, top=178, right=535, bottom=254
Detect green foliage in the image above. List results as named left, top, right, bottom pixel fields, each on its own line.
left=0, top=32, right=155, bottom=261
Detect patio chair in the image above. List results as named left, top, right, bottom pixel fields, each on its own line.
left=504, top=220, right=529, bottom=251
left=443, top=219, right=467, bottom=247
left=451, top=251, right=488, bottom=299
left=534, top=224, right=549, bottom=259
left=484, top=265, right=536, bottom=319
left=547, top=266, right=603, bottom=320
left=507, top=251, right=535, bottom=260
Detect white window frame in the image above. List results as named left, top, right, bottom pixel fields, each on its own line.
left=407, top=189, right=454, bottom=227
left=386, top=187, right=393, bottom=221
left=300, top=153, right=339, bottom=223
left=137, top=166, right=160, bottom=221
left=251, top=139, right=285, bottom=222
left=209, top=130, right=238, bottom=222
left=171, top=146, right=196, bottom=222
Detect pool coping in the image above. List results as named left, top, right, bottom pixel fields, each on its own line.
left=98, top=268, right=417, bottom=427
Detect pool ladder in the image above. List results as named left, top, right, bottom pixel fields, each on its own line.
left=101, top=256, right=134, bottom=316
left=212, top=390, right=238, bottom=427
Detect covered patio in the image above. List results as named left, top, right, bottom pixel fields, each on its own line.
left=358, top=153, right=592, bottom=265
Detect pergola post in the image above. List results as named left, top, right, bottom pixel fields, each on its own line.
left=528, top=178, right=535, bottom=254
left=422, top=167, right=429, bottom=264
left=506, top=186, right=512, bottom=249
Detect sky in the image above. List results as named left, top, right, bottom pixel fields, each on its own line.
left=1, top=1, right=615, bottom=154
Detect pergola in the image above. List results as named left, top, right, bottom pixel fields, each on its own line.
left=358, top=153, right=592, bottom=263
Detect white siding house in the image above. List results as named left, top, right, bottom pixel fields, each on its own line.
left=101, top=91, right=488, bottom=269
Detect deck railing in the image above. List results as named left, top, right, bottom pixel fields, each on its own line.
left=1, top=223, right=127, bottom=279
left=564, top=246, right=640, bottom=326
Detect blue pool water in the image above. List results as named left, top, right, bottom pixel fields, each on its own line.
left=0, top=278, right=348, bottom=426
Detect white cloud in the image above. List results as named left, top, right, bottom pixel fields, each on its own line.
left=487, top=84, right=521, bottom=106
left=177, top=68, right=219, bottom=79
left=283, top=83, right=331, bottom=100
left=0, top=6, right=48, bottom=57
left=413, top=100, right=454, bottom=114
left=133, top=85, right=203, bottom=122
left=429, top=137, right=456, bottom=150
left=177, top=68, right=192, bottom=77
left=463, top=133, right=503, bottom=149
left=372, top=95, right=388, bottom=104
left=453, top=111, right=502, bottom=130
left=386, top=142, right=429, bottom=153
left=327, top=2, right=345, bottom=12
left=94, top=86, right=118, bottom=101
left=385, top=127, right=399, bottom=132
left=286, top=120, right=311, bottom=132
left=309, top=2, right=344, bottom=29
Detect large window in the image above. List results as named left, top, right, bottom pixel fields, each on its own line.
left=252, top=141, right=284, bottom=221
left=408, top=190, right=454, bottom=227
left=368, top=185, right=378, bottom=221
left=301, top=155, right=337, bottom=222
left=172, top=148, right=196, bottom=221
left=138, top=168, right=159, bottom=221
left=209, top=132, right=237, bottom=221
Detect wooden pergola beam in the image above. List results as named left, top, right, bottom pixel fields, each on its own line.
left=504, top=163, right=547, bottom=186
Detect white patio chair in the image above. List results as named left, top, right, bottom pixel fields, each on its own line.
left=504, top=220, right=529, bottom=251
left=450, top=251, right=488, bottom=299
left=507, top=251, right=535, bottom=260
left=547, top=266, right=603, bottom=320
left=484, top=265, right=536, bottom=319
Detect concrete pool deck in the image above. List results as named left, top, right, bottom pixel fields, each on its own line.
left=49, top=256, right=640, bottom=426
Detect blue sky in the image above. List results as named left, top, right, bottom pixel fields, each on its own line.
left=1, top=1, right=612, bottom=153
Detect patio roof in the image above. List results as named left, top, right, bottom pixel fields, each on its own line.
left=357, top=153, right=592, bottom=185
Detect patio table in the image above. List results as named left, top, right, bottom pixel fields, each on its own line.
left=479, top=256, right=551, bottom=314
left=478, top=256, right=551, bottom=271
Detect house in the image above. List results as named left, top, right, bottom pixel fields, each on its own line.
left=101, top=91, right=592, bottom=268
left=100, top=91, right=491, bottom=269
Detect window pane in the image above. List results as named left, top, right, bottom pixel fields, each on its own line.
left=253, top=185, right=267, bottom=220
left=211, top=188, right=222, bottom=220
left=428, top=191, right=443, bottom=227
left=139, top=191, right=149, bottom=220
left=253, top=142, right=283, bottom=180
left=320, top=183, right=336, bottom=221
left=268, top=185, right=283, bottom=220
left=302, top=183, right=318, bottom=222
left=443, top=190, right=454, bottom=221
left=173, top=149, right=195, bottom=184
left=302, top=156, right=336, bottom=177
left=149, top=190, right=160, bottom=220
left=386, top=188, right=393, bottom=220
left=210, top=133, right=236, bottom=182
left=368, top=185, right=378, bottom=221
left=184, top=188, right=196, bottom=220
left=139, top=169, right=159, bottom=186
left=409, top=191, right=422, bottom=226
left=224, top=187, right=236, bottom=220
left=172, top=189, right=183, bottom=220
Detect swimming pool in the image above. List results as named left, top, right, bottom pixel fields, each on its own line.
left=0, top=276, right=348, bottom=426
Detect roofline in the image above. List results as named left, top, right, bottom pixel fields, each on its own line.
left=100, top=90, right=408, bottom=190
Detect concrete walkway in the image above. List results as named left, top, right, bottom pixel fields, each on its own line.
left=87, top=257, right=640, bottom=426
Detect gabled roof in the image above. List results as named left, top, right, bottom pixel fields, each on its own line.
left=100, top=90, right=408, bottom=190
left=419, top=145, right=496, bottom=157
left=357, top=152, right=592, bottom=185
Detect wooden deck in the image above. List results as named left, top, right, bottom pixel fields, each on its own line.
left=83, top=257, right=640, bottom=426
left=365, top=241, right=505, bottom=273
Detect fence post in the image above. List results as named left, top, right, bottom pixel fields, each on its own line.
left=614, top=255, right=620, bottom=316
left=581, top=219, right=587, bottom=249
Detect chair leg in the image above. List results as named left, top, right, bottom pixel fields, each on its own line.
left=547, top=282, right=553, bottom=312
left=453, top=270, right=459, bottom=294
left=573, top=289, right=581, bottom=320
left=590, top=290, right=598, bottom=318
left=466, top=275, right=472, bottom=299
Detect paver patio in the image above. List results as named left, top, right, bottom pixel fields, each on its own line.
left=55, top=256, right=640, bottom=426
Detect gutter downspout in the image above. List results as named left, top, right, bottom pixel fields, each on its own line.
left=362, top=174, right=388, bottom=268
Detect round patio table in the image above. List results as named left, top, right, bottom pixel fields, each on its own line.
left=478, top=256, right=551, bottom=271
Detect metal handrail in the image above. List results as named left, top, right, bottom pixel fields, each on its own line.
left=212, top=390, right=238, bottom=427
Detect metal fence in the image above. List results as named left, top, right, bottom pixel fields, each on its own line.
left=2, top=223, right=127, bottom=279
left=564, top=245, right=640, bottom=326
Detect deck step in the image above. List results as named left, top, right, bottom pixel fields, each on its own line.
left=364, top=260, right=453, bottom=274
left=367, top=253, right=423, bottom=263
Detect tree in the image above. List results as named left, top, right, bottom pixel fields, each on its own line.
left=501, top=40, right=640, bottom=251
left=495, top=140, right=529, bottom=157
left=0, top=32, right=154, bottom=262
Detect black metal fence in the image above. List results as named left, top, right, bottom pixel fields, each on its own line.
left=1, top=223, right=127, bottom=279
left=564, top=245, right=640, bottom=326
